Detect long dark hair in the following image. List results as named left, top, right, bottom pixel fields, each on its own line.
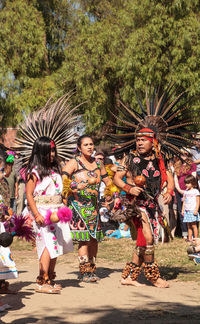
left=26, top=136, right=60, bottom=181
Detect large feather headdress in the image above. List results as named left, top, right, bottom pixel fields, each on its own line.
left=14, top=93, right=83, bottom=166
left=108, top=84, right=199, bottom=158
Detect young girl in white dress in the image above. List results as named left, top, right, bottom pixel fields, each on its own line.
left=25, top=136, right=73, bottom=294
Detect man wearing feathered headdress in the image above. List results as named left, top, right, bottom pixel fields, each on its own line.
left=109, top=84, right=199, bottom=288
left=114, top=127, right=173, bottom=288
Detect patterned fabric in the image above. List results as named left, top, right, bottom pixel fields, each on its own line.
left=126, top=154, right=162, bottom=244
left=23, top=168, right=73, bottom=259
left=68, top=158, right=103, bottom=241
left=183, top=210, right=200, bottom=223
left=131, top=155, right=161, bottom=197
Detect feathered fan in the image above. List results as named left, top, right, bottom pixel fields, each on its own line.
left=14, top=92, right=83, bottom=166
left=108, top=84, right=199, bottom=158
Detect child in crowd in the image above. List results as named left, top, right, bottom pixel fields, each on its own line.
left=0, top=147, right=17, bottom=311
left=105, top=222, right=131, bottom=239
left=24, top=136, right=73, bottom=294
left=182, top=175, right=200, bottom=241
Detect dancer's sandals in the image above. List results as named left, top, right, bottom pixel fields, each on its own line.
left=81, top=272, right=98, bottom=283
left=35, top=283, right=60, bottom=294
left=48, top=272, right=62, bottom=290
left=50, top=281, right=62, bottom=290
left=90, top=273, right=100, bottom=281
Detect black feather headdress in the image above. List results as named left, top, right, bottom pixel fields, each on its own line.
left=14, top=93, right=83, bottom=166
left=108, top=84, right=199, bottom=158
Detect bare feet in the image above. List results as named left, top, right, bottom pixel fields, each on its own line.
left=152, top=278, right=169, bottom=288
left=121, top=277, right=146, bottom=287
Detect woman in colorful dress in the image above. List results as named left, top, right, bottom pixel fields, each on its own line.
left=62, top=135, right=111, bottom=282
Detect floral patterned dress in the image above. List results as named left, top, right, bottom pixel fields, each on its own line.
left=23, top=168, right=73, bottom=260
left=68, top=158, right=103, bottom=242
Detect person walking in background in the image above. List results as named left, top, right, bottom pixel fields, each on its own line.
left=166, top=159, right=178, bottom=238
left=182, top=175, right=200, bottom=242
left=7, top=167, right=17, bottom=213
left=16, top=167, right=26, bottom=215
left=14, top=156, right=26, bottom=216
left=191, top=132, right=200, bottom=189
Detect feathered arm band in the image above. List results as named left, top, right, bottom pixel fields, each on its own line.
left=105, top=164, right=115, bottom=179
left=104, top=182, right=120, bottom=198
left=62, top=175, right=72, bottom=199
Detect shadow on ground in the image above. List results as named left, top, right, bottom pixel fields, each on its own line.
left=1, top=303, right=200, bottom=324
left=159, top=265, right=198, bottom=280
left=0, top=281, right=34, bottom=319
left=67, top=265, right=194, bottom=286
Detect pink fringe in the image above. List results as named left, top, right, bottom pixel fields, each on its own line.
left=57, top=207, right=72, bottom=223
left=44, top=207, right=72, bottom=225
left=45, top=210, right=53, bottom=225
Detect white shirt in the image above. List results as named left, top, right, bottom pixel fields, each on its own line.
left=184, top=188, right=200, bottom=211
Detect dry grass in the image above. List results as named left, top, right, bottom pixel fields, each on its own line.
left=98, top=237, right=200, bottom=282
left=11, top=237, right=200, bottom=282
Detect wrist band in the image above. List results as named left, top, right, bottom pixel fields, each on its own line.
left=123, top=184, right=132, bottom=193
left=167, top=188, right=174, bottom=196
left=34, top=213, right=40, bottom=219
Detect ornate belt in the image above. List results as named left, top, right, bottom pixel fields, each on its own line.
left=34, top=195, right=62, bottom=206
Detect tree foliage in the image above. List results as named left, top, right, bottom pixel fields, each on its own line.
left=34, top=0, right=72, bottom=70
left=56, top=0, right=200, bottom=133
left=0, top=0, right=199, bottom=135
left=0, top=0, right=70, bottom=127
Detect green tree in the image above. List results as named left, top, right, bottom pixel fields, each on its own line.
left=0, top=0, right=71, bottom=128
left=34, top=0, right=72, bottom=70
left=0, top=0, right=48, bottom=126
left=56, top=0, right=200, bottom=134
left=0, top=0, right=200, bottom=135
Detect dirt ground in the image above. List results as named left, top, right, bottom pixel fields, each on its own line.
left=1, top=249, right=200, bottom=324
